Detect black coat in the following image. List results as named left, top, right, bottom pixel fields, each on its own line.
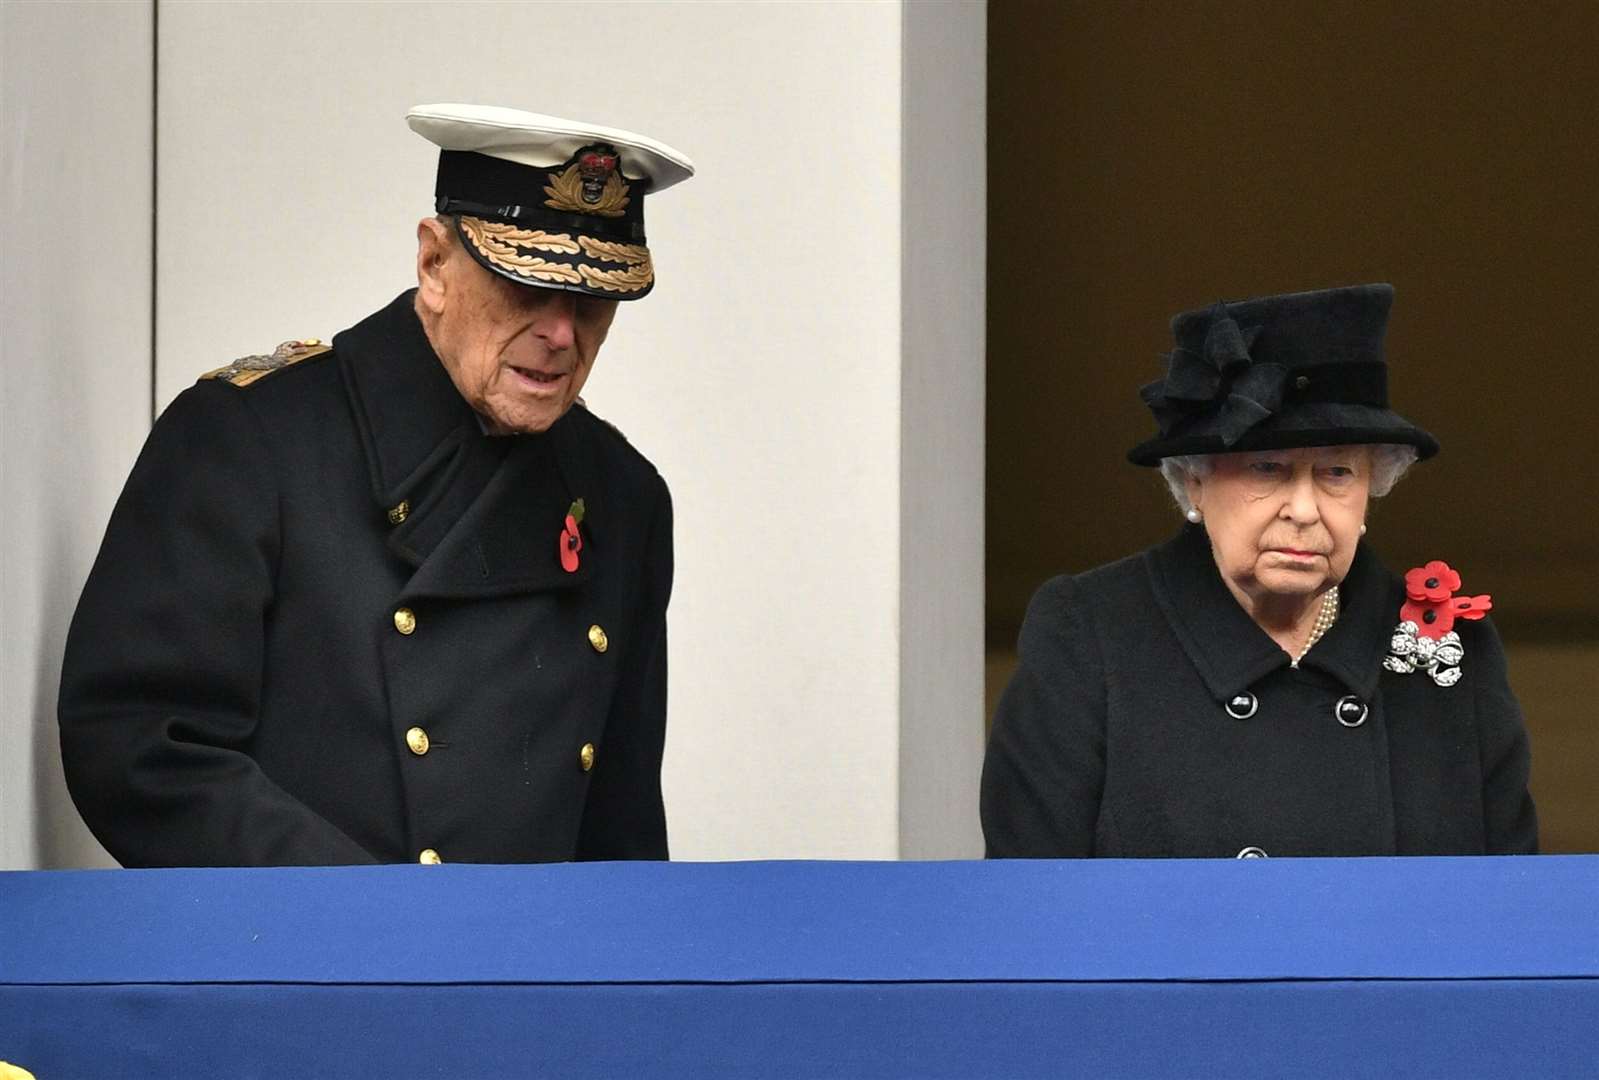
left=59, top=291, right=673, bottom=867
left=981, top=525, right=1537, bottom=858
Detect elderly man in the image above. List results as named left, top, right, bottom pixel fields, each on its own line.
left=58, top=105, right=692, bottom=866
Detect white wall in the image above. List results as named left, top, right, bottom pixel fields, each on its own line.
left=1, top=0, right=152, bottom=869
left=5, top=0, right=984, bottom=865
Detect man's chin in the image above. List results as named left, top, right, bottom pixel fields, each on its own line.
left=480, top=400, right=569, bottom=435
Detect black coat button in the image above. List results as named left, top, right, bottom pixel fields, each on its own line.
left=1335, top=695, right=1368, bottom=727
left=1224, top=692, right=1258, bottom=720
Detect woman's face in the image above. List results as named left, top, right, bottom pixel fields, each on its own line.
left=1186, top=445, right=1373, bottom=605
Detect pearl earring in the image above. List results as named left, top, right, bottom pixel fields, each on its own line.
left=1185, top=508, right=1203, bottom=524
left=1359, top=524, right=1368, bottom=536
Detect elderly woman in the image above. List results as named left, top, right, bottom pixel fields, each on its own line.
left=981, top=284, right=1537, bottom=858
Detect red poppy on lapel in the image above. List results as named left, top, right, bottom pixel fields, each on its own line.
left=559, top=513, right=583, bottom=573
left=1404, top=560, right=1461, bottom=603
left=1398, top=560, right=1490, bottom=640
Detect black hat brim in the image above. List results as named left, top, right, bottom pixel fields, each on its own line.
left=453, top=215, right=656, bottom=301
left=1127, top=401, right=1439, bottom=466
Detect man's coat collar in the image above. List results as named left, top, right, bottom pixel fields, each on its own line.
left=333, top=290, right=600, bottom=598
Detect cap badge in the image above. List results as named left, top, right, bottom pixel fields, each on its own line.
left=545, top=145, right=631, bottom=218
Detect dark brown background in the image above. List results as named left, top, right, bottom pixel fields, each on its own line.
left=987, top=2, right=1598, bottom=851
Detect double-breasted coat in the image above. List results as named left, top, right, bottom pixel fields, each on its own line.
left=981, top=524, right=1537, bottom=858
left=59, top=291, right=673, bottom=866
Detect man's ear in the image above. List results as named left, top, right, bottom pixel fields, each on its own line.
left=1184, top=471, right=1204, bottom=515
left=415, top=218, right=453, bottom=315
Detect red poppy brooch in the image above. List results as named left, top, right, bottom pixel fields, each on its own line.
left=1383, top=559, right=1492, bottom=687
left=559, top=498, right=586, bottom=573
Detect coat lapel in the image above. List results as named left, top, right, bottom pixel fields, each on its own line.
left=1145, top=525, right=1285, bottom=703
left=1296, top=543, right=1395, bottom=700
left=335, top=290, right=479, bottom=515
left=402, top=414, right=599, bottom=601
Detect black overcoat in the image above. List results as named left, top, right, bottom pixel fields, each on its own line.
left=981, top=524, right=1537, bottom=858
left=59, top=291, right=672, bottom=866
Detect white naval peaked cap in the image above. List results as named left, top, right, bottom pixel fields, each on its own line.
left=406, top=103, right=694, bottom=190
left=405, top=103, right=693, bottom=300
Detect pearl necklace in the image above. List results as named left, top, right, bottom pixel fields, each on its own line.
left=1291, top=586, right=1340, bottom=668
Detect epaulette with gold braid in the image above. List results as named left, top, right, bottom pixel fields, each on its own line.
left=200, top=338, right=330, bottom=387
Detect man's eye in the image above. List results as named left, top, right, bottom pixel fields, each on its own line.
left=1321, top=465, right=1355, bottom=479
left=1250, top=461, right=1285, bottom=474
left=575, top=298, right=616, bottom=322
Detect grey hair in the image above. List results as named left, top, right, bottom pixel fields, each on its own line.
left=1159, top=444, right=1420, bottom=515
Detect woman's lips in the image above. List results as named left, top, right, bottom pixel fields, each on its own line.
left=1269, top=548, right=1323, bottom=561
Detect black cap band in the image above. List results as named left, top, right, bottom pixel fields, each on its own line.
left=434, top=150, right=647, bottom=242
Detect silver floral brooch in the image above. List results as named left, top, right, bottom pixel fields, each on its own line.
left=1383, top=621, right=1465, bottom=686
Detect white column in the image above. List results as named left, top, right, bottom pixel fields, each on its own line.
left=143, top=0, right=986, bottom=860
left=900, top=1, right=986, bottom=858
left=1, top=0, right=152, bottom=869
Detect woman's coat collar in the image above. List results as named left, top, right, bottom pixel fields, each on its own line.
left=1143, top=524, right=1394, bottom=703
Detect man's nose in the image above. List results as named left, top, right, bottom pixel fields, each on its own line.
left=533, top=293, right=577, bottom=350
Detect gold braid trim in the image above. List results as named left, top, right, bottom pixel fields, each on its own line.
left=459, top=217, right=582, bottom=284
left=462, top=218, right=580, bottom=254
left=543, top=163, right=631, bottom=218
left=578, top=236, right=651, bottom=265
left=580, top=260, right=654, bottom=294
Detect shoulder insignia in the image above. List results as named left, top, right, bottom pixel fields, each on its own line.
left=201, top=338, right=331, bottom=387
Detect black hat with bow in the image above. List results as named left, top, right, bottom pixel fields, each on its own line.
left=1127, top=283, right=1439, bottom=466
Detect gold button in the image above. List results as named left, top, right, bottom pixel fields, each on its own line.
left=387, top=500, right=410, bottom=525
left=580, top=743, right=596, bottom=772
left=394, top=607, right=416, bottom=635
left=588, top=625, right=608, bottom=653
left=418, top=848, right=441, bottom=865
left=405, top=727, right=430, bottom=756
